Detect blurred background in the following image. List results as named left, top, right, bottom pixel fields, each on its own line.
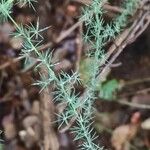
left=0, top=0, right=150, bottom=150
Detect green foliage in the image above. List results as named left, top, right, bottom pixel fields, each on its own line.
left=0, top=131, right=4, bottom=150
left=99, top=79, right=119, bottom=100
left=0, top=0, right=139, bottom=149
left=0, top=144, right=3, bottom=150
left=79, top=58, right=96, bottom=85
left=0, top=0, right=13, bottom=22
left=79, top=58, right=119, bottom=100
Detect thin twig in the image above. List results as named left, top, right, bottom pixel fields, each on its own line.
left=76, top=22, right=83, bottom=70
left=0, top=21, right=82, bottom=71
left=119, top=88, right=150, bottom=98
left=0, top=56, right=24, bottom=70
left=98, top=5, right=150, bottom=81
left=118, top=100, right=150, bottom=109
left=72, top=0, right=123, bottom=13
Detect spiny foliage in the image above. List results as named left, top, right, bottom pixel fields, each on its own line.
left=76, top=0, right=139, bottom=148
left=0, top=131, right=4, bottom=150
left=0, top=0, right=139, bottom=149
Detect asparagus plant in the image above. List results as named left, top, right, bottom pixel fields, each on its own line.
left=0, top=0, right=139, bottom=149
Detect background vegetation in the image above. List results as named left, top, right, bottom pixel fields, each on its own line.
left=0, top=0, right=150, bottom=150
